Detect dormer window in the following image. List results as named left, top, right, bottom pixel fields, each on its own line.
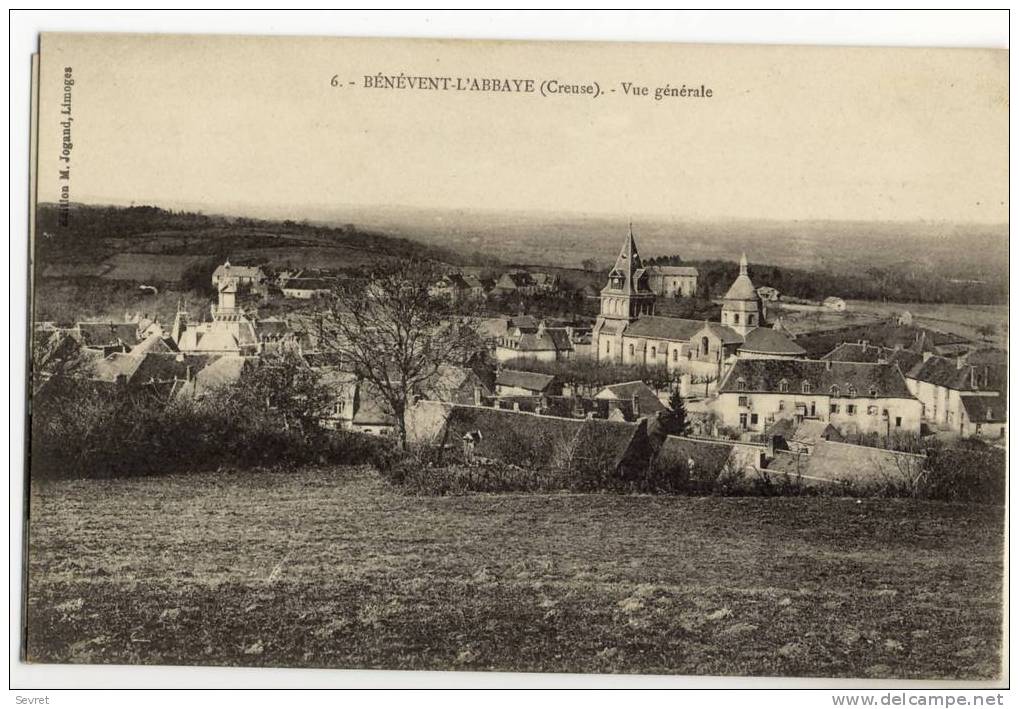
left=869, top=388, right=878, bottom=397
left=802, top=381, right=812, bottom=394
left=847, top=386, right=857, bottom=398
left=778, top=379, right=789, bottom=393
left=736, top=377, right=746, bottom=391
left=830, top=385, right=840, bottom=397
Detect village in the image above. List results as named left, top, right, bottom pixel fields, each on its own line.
left=32, top=224, right=1007, bottom=490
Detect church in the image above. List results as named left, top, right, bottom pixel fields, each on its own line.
left=591, top=226, right=805, bottom=379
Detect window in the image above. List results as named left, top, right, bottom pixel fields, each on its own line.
left=628, top=344, right=634, bottom=356
left=869, top=388, right=878, bottom=397
left=778, top=379, right=789, bottom=393
left=738, top=396, right=749, bottom=408
left=672, top=349, right=678, bottom=362
left=847, top=404, right=857, bottom=415
left=748, top=314, right=755, bottom=326
left=736, top=378, right=746, bottom=391
left=750, top=413, right=759, bottom=425
left=847, top=386, right=857, bottom=398
left=830, top=385, right=840, bottom=397
left=867, top=405, right=878, bottom=415
left=830, top=404, right=839, bottom=414
left=778, top=400, right=785, bottom=411
left=882, top=409, right=889, bottom=417
left=895, top=417, right=902, bottom=428
left=734, top=313, right=740, bottom=325
left=739, top=413, right=748, bottom=429
left=802, top=381, right=812, bottom=394
left=605, top=340, right=611, bottom=354
left=650, top=346, right=656, bottom=358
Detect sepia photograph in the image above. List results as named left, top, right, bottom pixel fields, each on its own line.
left=15, top=14, right=1009, bottom=694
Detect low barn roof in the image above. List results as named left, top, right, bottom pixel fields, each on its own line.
left=740, top=327, right=806, bottom=355
left=657, top=436, right=735, bottom=479
left=596, top=380, right=667, bottom=414
left=960, top=395, right=1007, bottom=424
left=496, top=369, right=556, bottom=393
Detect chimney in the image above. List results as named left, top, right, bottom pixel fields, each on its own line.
left=983, top=365, right=990, bottom=388
left=631, top=393, right=641, bottom=418
left=512, top=402, right=520, bottom=411
left=176, top=352, right=185, bottom=362
left=473, top=384, right=483, bottom=406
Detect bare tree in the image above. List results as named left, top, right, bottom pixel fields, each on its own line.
left=320, top=259, right=483, bottom=449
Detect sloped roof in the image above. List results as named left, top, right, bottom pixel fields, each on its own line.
left=352, top=382, right=395, bottom=426
left=445, top=405, right=641, bottom=473
left=657, top=436, right=735, bottom=479
left=419, top=365, right=488, bottom=403
left=624, top=316, right=704, bottom=342
left=195, top=329, right=240, bottom=353
left=965, top=348, right=1007, bottom=366
left=596, top=380, right=667, bottom=414
left=213, top=263, right=263, bottom=280
left=720, top=359, right=915, bottom=399
left=908, top=355, right=1005, bottom=392
left=740, top=327, right=806, bottom=355
left=76, top=322, right=140, bottom=348
left=724, top=274, right=758, bottom=301
left=822, top=342, right=924, bottom=373
left=194, top=355, right=247, bottom=389
left=495, top=369, right=556, bottom=393
left=92, top=353, right=145, bottom=382
left=697, top=321, right=745, bottom=346
left=802, top=440, right=925, bottom=485
left=960, top=395, right=1007, bottom=423
left=130, top=332, right=178, bottom=355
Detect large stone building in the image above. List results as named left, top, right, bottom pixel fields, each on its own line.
left=591, top=227, right=803, bottom=378
left=646, top=265, right=698, bottom=297
left=715, top=358, right=923, bottom=437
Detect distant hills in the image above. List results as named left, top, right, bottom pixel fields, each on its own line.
left=34, top=202, right=1008, bottom=305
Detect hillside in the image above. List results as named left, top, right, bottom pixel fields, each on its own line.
left=34, top=203, right=469, bottom=281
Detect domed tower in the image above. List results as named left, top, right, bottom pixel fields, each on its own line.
left=721, top=253, right=765, bottom=337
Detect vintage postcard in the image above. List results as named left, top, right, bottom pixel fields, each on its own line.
left=25, top=32, right=1007, bottom=682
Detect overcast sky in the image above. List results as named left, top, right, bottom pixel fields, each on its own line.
left=37, top=33, right=1008, bottom=224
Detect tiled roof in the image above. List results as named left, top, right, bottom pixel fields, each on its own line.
left=720, top=359, right=915, bottom=399
left=802, top=440, right=925, bottom=485
left=740, top=327, right=806, bottom=355
left=76, top=322, right=140, bottom=348
left=960, top=395, right=1007, bottom=423
left=699, top=322, right=745, bottom=346
left=624, top=316, right=705, bottom=342
left=657, top=436, right=735, bottom=478
left=908, top=355, right=1005, bottom=392
left=213, top=263, right=263, bottom=280
left=596, top=381, right=667, bottom=414
left=495, top=369, right=556, bottom=393
left=822, top=342, right=924, bottom=374
left=724, top=274, right=757, bottom=301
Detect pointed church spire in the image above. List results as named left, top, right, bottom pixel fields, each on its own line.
left=739, top=252, right=749, bottom=276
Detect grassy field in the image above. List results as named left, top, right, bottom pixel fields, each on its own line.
left=25, top=467, right=1003, bottom=679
